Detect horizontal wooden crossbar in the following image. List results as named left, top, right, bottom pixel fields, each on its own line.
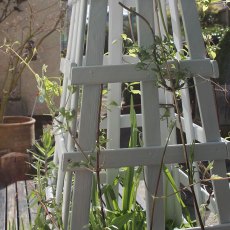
left=100, top=113, right=206, bottom=143
left=70, top=59, right=218, bottom=85
left=186, top=223, right=230, bottom=230
left=68, top=0, right=135, bottom=7
left=59, top=141, right=228, bottom=171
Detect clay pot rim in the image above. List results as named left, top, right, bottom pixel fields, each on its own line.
left=0, top=116, right=36, bottom=127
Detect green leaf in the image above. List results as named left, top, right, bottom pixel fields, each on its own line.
left=121, top=33, right=128, bottom=40
left=109, top=101, right=119, bottom=107
left=164, top=165, right=193, bottom=227
left=211, top=174, right=223, bottom=180
left=202, top=5, right=208, bottom=12
left=131, top=90, right=141, bottom=95
left=102, top=184, right=120, bottom=212
left=102, top=89, right=108, bottom=95
left=110, top=212, right=133, bottom=228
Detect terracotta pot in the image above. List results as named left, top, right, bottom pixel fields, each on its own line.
left=0, top=116, right=35, bottom=153
left=0, top=152, right=31, bottom=186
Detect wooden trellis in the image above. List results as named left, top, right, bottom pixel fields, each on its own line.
left=54, top=0, right=230, bottom=229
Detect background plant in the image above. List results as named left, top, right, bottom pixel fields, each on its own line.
left=89, top=95, right=146, bottom=230
left=28, top=127, right=63, bottom=230
left=0, top=0, right=65, bottom=123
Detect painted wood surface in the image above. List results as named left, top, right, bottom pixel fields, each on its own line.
left=0, top=181, right=36, bottom=230
left=55, top=0, right=230, bottom=229
left=180, top=0, right=230, bottom=224
left=7, top=183, right=18, bottom=229
left=26, top=180, right=37, bottom=225
left=186, top=223, right=230, bottom=230
left=136, top=0, right=164, bottom=229
left=0, top=185, right=6, bottom=230
left=17, top=181, right=30, bottom=228
left=106, top=0, right=123, bottom=190
left=70, top=0, right=108, bottom=229
left=71, top=59, right=217, bottom=85
left=62, top=0, right=82, bottom=226
left=62, top=142, right=228, bottom=169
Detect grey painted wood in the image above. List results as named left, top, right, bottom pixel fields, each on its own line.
left=71, top=59, right=216, bottom=85
left=136, top=0, right=164, bottom=229
left=26, top=181, right=37, bottom=225
left=180, top=0, right=230, bottom=224
left=178, top=169, right=217, bottom=214
left=180, top=0, right=206, bottom=59
left=56, top=0, right=230, bottom=228
left=62, top=172, right=72, bottom=229
left=16, top=181, right=30, bottom=229
left=186, top=223, right=230, bottom=230
left=106, top=0, right=123, bottom=194
left=70, top=0, right=108, bottom=229
left=0, top=181, right=36, bottom=229
left=101, top=114, right=206, bottom=143
left=0, top=185, right=6, bottom=230
left=62, top=142, right=227, bottom=169
left=170, top=0, right=204, bottom=217
left=57, top=1, right=81, bottom=226
left=7, top=183, right=18, bottom=229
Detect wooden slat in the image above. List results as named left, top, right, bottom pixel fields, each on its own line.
left=72, top=64, right=150, bottom=84
left=70, top=0, right=108, bottom=229
left=62, top=142, right=228, bottom=170
left=178, top=169, right=217, bottom=214
left=180, top=0, right=230, bottom=224
left=16, top=181, right=30, bottom=229
left=7, top=183, right=18, bottom=229
left=0, top=185, right=6, bottom=230
left=71, top=59, right=216, bottom=85
left=106, top=0, right=123, bottom=190
left=101, top=114, right=206, bottom=143
left=185, top=223, right=230, bottom=230
left=180, top=0, right=206, bottom=59
left=26, top=181, right=37, bottom=225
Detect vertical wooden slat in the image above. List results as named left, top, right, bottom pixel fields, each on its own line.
left=106, top=0, right=123, bottom=193
left=26, top=180, right=37, bottom=226
left=0, top=185, right=6, bottom=230
left=61, top=0, right=81, bottom=227
left=62, top=172, right=72, bottom=229
left=63, top=0, right=89, bottom=228
left=180, top=0, right=230, bottom=224
left=156, top=0, right=181, bottom=224
left=7, top=183, right=18, bottom=229
left=70, top=0, right=108, bottom=229
left=136, top=0, right=164, bottom=229
left=169, top=0, right=204, bottom=223
left=59, top=2, right=78, bottom=114
left=56, top=1, right=80, bottom=204
left=16, top=181, right=30, bottom=229
left=180, top=0, right=206, bottom=59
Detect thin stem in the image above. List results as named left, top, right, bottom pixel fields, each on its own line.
left=128, top=10, right=136, bottom=43
left=6, top=46, right=37, bottom=76
left=118, top=2, right=155, bottom=39
left=153, top=2, right=205, bottom=227
left=153, top=175, right=229, bottom=200
left=32, top=187, right=60, bottom=229
left=96, top=84, right=106, bottom=227
left=150, top=121, right=176, bottom=229
left=173, top=92, right=205, bottom=230
left=66, top=125, right=90, bottom=163
left=156, top=0, right=169, bottom=38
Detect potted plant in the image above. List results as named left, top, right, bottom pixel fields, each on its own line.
left=0, top=0, right=65, bottom=155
